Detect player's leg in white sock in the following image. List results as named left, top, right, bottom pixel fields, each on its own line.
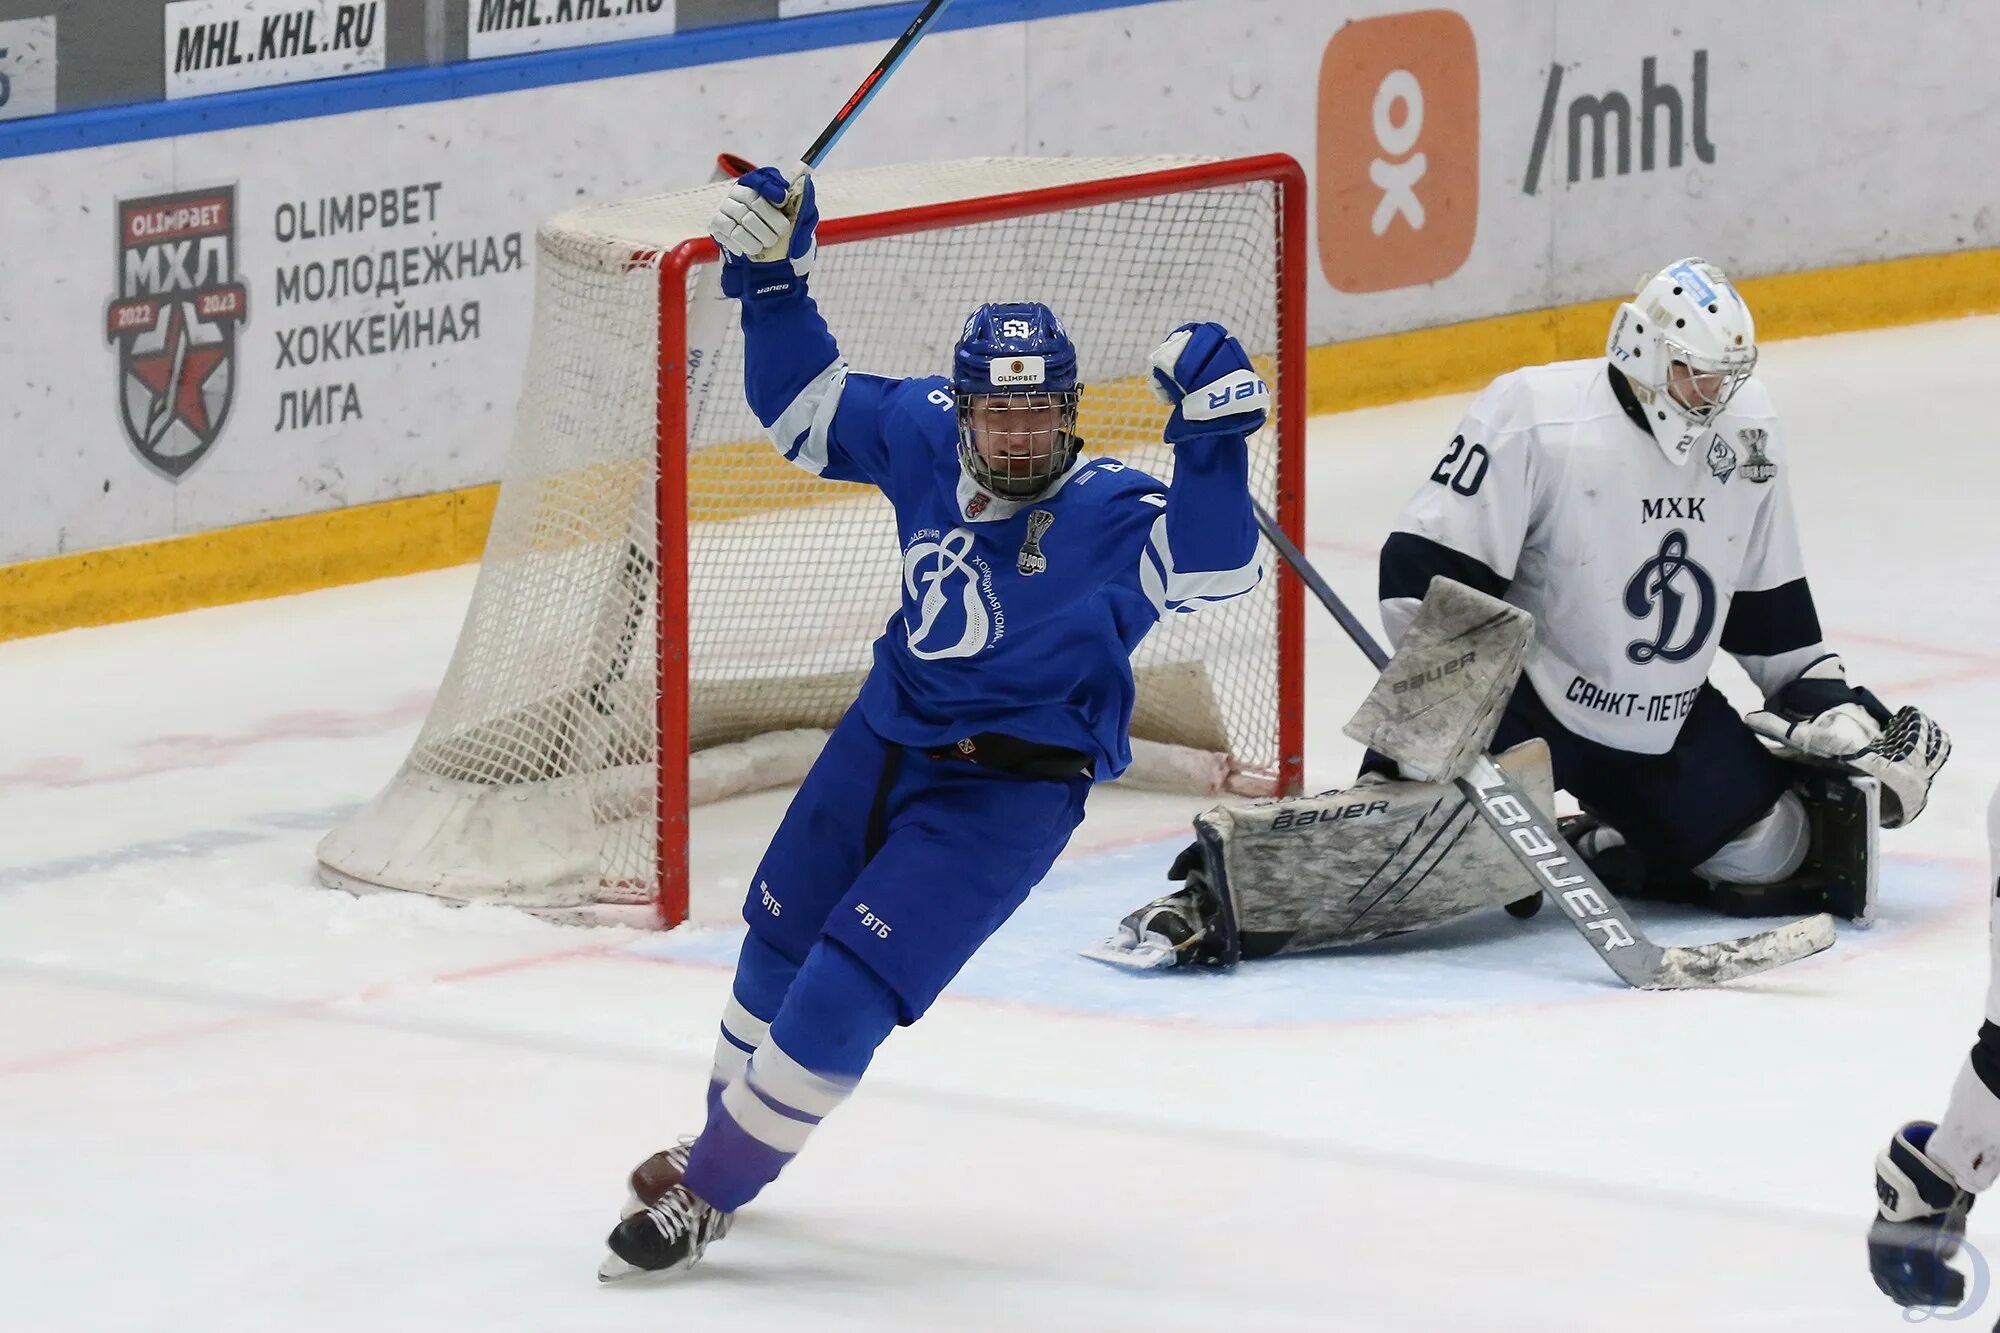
left=684, top=938, right=899, bottom=1212
left=706, top=931, right=799, bottom=1120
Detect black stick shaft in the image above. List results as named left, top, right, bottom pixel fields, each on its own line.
left=801, top=0, right=957, bottom=169
left=1252, top=499, right=1389, bottom=670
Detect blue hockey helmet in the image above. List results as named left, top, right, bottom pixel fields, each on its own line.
left=951, top=302, right=1083, bottom=499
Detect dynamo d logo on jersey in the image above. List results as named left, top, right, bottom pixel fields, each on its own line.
left=107, top=186, right=250, bottom=481
left=902, top=528, right=1004, bottom=660
left=1706, top=434, right=1738, bottom=482
left=1624, top=529, right=1716, bottom=665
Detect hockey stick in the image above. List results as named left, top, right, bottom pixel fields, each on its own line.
left=593, top=2, right=959, bottom=725
left=1251, top=500, right=1836, bottom=989
left=800, top=0, right=959, bottom=171
left=615, top=5, right=957, bottom=698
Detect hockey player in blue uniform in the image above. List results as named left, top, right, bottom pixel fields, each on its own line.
left=597, top=165, right=1269, bottom=1280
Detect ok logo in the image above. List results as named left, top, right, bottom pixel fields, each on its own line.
left=1316, top=11, right=1479, bottom=293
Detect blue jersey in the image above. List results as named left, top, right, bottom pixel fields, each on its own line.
left=737, top=280, right=1262, bottom=781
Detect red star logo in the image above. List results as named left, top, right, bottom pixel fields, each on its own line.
left=127, top=302, right=228, bottom=443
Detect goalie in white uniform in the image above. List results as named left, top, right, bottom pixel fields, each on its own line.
left=1104, top=258, right=1950, bottom=968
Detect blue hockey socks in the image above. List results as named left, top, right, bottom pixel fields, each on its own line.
left=684, top=938, right=900, bottom=1212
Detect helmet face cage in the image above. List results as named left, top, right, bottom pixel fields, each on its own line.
left=950, top=301, right=1082, bottom=500
left=956, top=391, right=1082, bottom=498
left=1660, top=336, right=1758, bottom=424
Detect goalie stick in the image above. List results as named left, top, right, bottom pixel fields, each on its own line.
left=1251, top=500, right=1836, bottom=990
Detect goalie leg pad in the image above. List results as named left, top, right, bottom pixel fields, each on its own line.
left=1792, top=767, right=1879, bottom=922
left=1694, top=790, right=1810, bottom=886
left=1666, top=771, right=1877, bottom=921
left=1169, top=740, right=1556, bottom=958
left=1588, top=773, right=1877, bottom=921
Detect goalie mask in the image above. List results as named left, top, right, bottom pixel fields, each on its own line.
left=1607, top=258, right=1759, bottom=465
left=952, top=302, right=1082, bottom=500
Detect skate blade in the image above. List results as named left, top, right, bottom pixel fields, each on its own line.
left=1078, top=933, right=1178, bottom=971
left=597, top=1250, right=696, bottom=1285
left=597, top=1251, right=645, bottom=1283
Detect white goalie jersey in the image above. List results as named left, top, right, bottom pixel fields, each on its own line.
left=1381, top=358, right=1827, bottom=755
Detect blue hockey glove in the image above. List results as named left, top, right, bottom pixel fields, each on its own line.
left=710, top=165, right=818, bottom=301
left=1869, top=1121, right=1976, bottom=1310
left=1149, top=322, right=1270, bottom=445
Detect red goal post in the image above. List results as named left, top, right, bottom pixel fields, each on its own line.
left=319, top=153, right=1308, bottom=926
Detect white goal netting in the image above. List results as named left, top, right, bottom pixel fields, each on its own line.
left=319, top=156, right=1299, bottom=917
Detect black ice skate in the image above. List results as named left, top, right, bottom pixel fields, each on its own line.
left=598, top=1140, right=733, bottom=1282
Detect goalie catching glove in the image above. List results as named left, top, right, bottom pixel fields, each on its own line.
left=708, top=164, right=819, bottom=300
left=1745, top=655, right=1949, bottom=827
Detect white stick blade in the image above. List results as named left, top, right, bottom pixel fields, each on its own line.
left=1639, top=914, right=1838, bottom=989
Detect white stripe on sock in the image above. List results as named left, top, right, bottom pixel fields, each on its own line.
left=721, top=1076, right=816, bottom=1154
left=721, top=995, right=771, bottom=1049
left=711, top=1031, right=752, bottom=1086
left=748, top=1042, right=855, bottom=1120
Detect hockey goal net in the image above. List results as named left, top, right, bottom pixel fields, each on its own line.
left=319, top=154, right=1306, bottom=924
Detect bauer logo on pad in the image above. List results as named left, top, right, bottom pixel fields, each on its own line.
left=990, top=355, right=1046, bottom=387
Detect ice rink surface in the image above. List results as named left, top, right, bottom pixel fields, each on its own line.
left=7, top=318, right=2000, bottom=1331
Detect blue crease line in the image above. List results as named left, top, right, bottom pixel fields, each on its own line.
left=0, top=803, right=359, bottom=892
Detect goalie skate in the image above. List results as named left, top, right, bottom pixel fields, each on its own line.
left=1083, top=883, right=1220, bottom=971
